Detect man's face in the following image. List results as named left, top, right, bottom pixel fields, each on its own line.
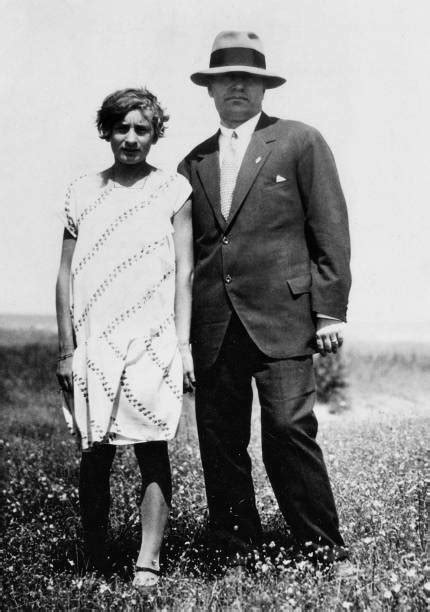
left=208, top=72, right=265, bottom=127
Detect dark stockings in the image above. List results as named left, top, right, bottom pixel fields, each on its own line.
left=79, top=441, right=171, bottom=571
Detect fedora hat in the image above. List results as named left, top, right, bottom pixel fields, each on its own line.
left=191, top=31, right=286, bottom=89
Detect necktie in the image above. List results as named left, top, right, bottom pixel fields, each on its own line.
left=220, top=131, right=239, bottom=220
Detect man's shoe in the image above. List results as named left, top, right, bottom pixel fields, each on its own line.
left=332, top=559, right=359, bottom=580
left=224, top=549, right=256, bottom=577
left=224, top=556, right=246, bottom=581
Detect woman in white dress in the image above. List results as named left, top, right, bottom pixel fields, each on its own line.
left=55, top=88, right=194, bottom=588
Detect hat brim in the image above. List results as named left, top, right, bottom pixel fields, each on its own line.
left=190, top=66, right=286, bottom=89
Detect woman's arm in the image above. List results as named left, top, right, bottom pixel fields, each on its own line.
left=172, top=200, right=195, bottom=392
left=55, top=229, right=76, bottom=394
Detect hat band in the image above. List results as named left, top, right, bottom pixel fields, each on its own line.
left=209, top=47, right=266, bottom=70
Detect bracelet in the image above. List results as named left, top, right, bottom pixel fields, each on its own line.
left=57, top=352, right=74, bottom=362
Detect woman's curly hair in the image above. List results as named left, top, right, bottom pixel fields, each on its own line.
left=96, top=87, right=169, bottom=143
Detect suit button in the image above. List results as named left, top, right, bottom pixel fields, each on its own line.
left=222, top=236, right=229, bottom=245
left=225, top=274, right=232, bottom=284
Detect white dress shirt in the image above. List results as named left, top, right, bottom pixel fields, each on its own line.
left=218, top=112, right=262, bottom=168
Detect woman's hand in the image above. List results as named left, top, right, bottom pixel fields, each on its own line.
left=56, top=355, right=74, bottom=395
left=173, top=200, right=194, bottom=394
left=179, top=344, right=195, bottom=393
left=56, top=230, right=76, bottom=396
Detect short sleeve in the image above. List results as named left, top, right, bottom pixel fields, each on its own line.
left=63, top=181, right=78, bottom=238
left=172, top=173, right=192, bottom=216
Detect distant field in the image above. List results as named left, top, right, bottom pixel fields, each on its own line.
left=0, top=325, right=428, bottom=610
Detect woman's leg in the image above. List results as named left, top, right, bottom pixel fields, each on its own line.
left=133, top=441, right=172, bottom=586
left=79, top=444, right=116, bottom=571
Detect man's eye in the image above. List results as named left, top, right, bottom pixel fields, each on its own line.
left=136, top=127, right=150, bottom=135
left=115, top=126, right=129, bottom=134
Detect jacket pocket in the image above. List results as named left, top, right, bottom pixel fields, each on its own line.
left=287, top=272, right=312, bottom=295
left=262, top=179, right=290, bottom=193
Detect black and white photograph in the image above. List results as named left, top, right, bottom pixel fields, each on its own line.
left=1, top=0, right=428, bottom=609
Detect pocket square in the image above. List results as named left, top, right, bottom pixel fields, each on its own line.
left=275, top=175, right=287, bottom=183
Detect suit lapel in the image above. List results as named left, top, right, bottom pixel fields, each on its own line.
left=196, top=133, right=227, bottom=230
left=195, top=114, right=278, bottom=232
left=225, top=113, right=277, bottom=229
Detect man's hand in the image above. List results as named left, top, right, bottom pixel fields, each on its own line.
left=315, top=318, right=345, bottom=356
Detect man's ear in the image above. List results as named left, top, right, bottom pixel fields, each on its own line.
left=207, top=84, right=214, bottom=99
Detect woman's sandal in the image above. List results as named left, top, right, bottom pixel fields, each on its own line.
left=132, top=566, right=160, bottom=591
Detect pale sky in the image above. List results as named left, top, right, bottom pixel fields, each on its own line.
left=1, top=0, right=429, bottom=340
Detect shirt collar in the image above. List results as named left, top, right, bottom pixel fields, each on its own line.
left=219, top=112, right=262, bottom=139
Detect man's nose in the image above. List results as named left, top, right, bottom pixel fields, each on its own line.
left=231, top=78, right=245, bottom=90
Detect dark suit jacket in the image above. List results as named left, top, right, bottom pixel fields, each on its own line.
left=178, top=112, right=351, bottom=369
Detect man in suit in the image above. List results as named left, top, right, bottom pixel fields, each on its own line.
left=178, top=31, right=352, bottom=567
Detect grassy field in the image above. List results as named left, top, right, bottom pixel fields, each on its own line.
left=0, top=327, right=429, bottom=610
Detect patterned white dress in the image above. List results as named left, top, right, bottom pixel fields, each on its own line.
left=62, top=167, right=192, bottom=450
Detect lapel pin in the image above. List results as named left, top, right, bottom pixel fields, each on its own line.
left=255, top=156, right=262, bottom=164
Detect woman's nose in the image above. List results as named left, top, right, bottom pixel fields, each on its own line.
left=125, top=129, right=138, bottom=144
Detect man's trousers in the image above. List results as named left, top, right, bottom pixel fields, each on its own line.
left=195, top=313, right=346, bottom=560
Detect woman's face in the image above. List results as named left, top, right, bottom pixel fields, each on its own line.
left=110, top=109, right=154, bottom=165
